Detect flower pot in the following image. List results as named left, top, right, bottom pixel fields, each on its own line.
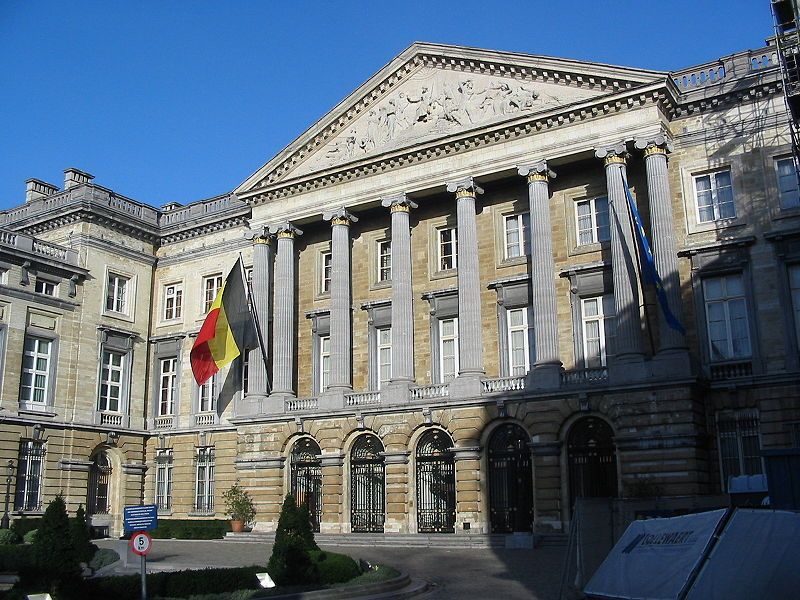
left=231, top=519, right=245, bottom=533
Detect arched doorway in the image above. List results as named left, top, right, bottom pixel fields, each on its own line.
left=88, top=451, right=112, bottom=515
left=350, top=434, right=385, bottom=533
left=488, top=423, right=533, bottom=533
left=290, top=438, right=322, bottom=532
left=416, top=429, right=456, bottom=533
left=567, top=417, right=617, bottom=511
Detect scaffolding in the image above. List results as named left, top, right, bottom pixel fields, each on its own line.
left=772, top=0, right=800, bottom=175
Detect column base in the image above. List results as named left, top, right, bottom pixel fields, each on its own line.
left=450, top=373, right=484, bottom=398
left=236, top=392, right=269, bottom=417
left=382, top=380, right=413, bottom=405
left=527, top=362, right=562, bottom=391
left=651, top=349, right=693, bottom=380
left=608, top=354, right=649, bottom=384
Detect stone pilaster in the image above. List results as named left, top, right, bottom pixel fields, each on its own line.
left=529, top=439, right=563, bottom=532
left=380, top=194, right=418, bottom=404
left=634, top=136, right=690, bottom=374
left=240, top=228, right=273, bottom=415
left=452, top=446, right=484, bottom=534
left=322, top=208, right=358, bottom=395
left=595, top=144, right=646, bottom=381
left=518, top=162, right=562, bottom=389
left=446, top=178, right=484, bottom=397
left=319, top=453, right=344, bottom=534
left=381, top=450, right=410, bottom=533
left=269, top=223, right=303, bottom=397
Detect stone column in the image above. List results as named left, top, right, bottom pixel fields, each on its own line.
left=269, top=222, right=303, bottom=397
left=380, top=195, right=418, bottom=401
left=452, top=446, right=483, bottom=534
left=319, top=453, right=344, bottom=534
left=595, top=144, right=646, bottom=379
left=518, top=162, right=562, bottom=389
left=323, top=208, right=358, bottom=392
left=446, top=178, right=484, bottom=396
left=634, top=136, right=689, bottom=364
left=240, top=228, right=273, bottom=414
left=381, top=450, right=410, bottom=533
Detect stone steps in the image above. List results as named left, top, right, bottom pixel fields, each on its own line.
left=534, top=533, right=569, bottom=547
left=225, top=531, right=535, bottom=549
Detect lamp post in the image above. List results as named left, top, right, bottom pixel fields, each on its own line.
left=2, top=460, right=13, bottom=529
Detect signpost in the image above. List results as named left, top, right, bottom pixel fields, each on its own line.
left=124, top=505, right=157, bottom=600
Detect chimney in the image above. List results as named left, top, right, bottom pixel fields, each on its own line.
left=25, top=179, right=60, bottom=203
left=63, top=168, right=94, bottom=190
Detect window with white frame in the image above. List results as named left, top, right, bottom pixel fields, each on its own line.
left=506, top=308, right=530, bottom=375
left=438, top=227, right=457, bottom=271
left=377, top=240, right=392, bottom=282
left=194, top=446, right=215, bottom=513
left=320, top=252, right=332, bottom=294
left=98, top=350, right=124, bottom=412
left=155, top=448, right=173, bottom=512
left=717, top=410, right=762, bottom=491
left=159, top=357, right=177, bottom=416
left=20, top=336, right=52, bottom=405
left=106, top=272, right=129, bottom=314
left=576, top=196, right=610, bottom=246
left=241, top=350, right=250, bottom=396
left=198, top=375, right=217, bottom=413
left=503, top=213, right=530, bottom=259
left=581, top=295, right=615, bottom=368
left=0, top=268, right=7, bottom=285
left=790, top=264, right=800, bottom=348
left=14, top=440, right=45, bottom=511
left=703, top=273, right=751, bottom=361
left=776, top=157, right=800, bottom=210
left=694, top=169, right=735, bottom=223
left=35, top=278, right=57, bottom=296
left=202, top=274, right=223, bottom=313
left=163, top=282, right=183, bottom=321
left=438, top=317, right=459, bottom=382
left=318, top=335, right=331, bottom=393
left=376, top=326, right=392, bottom=388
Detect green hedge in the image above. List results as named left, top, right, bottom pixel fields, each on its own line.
left=10, top=517, right=43, bottom=538
left=148, top=519, right=230, bottom=540
left=309, top=550, right=360, bottom=584
left=0, top=544, right=36, bottom=572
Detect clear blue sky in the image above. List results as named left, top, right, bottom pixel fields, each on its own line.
left=0, top=1, right=771, bottom=210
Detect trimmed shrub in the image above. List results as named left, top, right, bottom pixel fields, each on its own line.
left=88, top=547, right=120, bottom=572
left=0, top=544, right=36, bottom=571
left=0, top=529, right=20, bottom=545
left=71, top=505, right=93, bottom=563
left=267, top=495, right=319, bottom=585
left=309, top=550, right=360, bottom=584
left=23, top=529, right=37, bottom=544
left=10, top=517, right=42, bottom=538
left=32, top=495, right=80, bottom=595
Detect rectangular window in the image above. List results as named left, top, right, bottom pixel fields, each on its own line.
left=195, top=447, right=215, bottom=513
left=98, top=350, right=124, bottom=412
left=703, top=273, right=751, bottom=361
left=20, top=336, right=51, bottom=404
left=576, top=196, right=610, bottom=245
left=321, top=252, right=332, bottom=294
left=14, top=440, right=45, bottom=511
left=438, top=227, right=458, bottom=271
left=159, top=358, right=177, bottom=416
left=581, top=296, right=615, bottom=368
left=503, top=213, right=530, bottom=259
left=203, top=274, right=223, bottom=313
left=0, top=268, right=7, bottom=285
left=35, top=279, right=57, bottom=296
left=241, top=350, right=250, bottom=396
left=106, top=273, right=129, bottom=313
left=790, top=264, right=800, bottom=348
left=198, top=375, right=216, bottom=413
left=318, top=335, right=331, bottom=393
left=507, top=308, right=530, bottom=375
left=376, top=326, right=392, bottom=388
left=717, top=410, right=762, bottom=491
left=776, top=157, right=800, bottom=210
left=163, top=283, right=183, bottom=321
left=694, top=169, right=735, bottom=223
left=155, top=449, right=173, bottom=512
left=377, top=240, right=392, bottom=282
left=439, top=317, right=459, bottom=382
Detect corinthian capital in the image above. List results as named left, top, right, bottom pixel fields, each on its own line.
left=634, top=134, right=673, bottom=156
left=323, top=207, right=359, bottom=226
left=245, top=226, right=274, bottom=244
left=269, top=222, right=304, bottom=239
left=381, top=193, right=419, bottom=213
left=518, top=161, right=557, bottom=182
left=446, top=177, right=484, bottom=197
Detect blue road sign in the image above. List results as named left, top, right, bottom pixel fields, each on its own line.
left=123, top=504, right=158, bottom=532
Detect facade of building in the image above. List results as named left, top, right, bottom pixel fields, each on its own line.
left=0, top=40, right=798, bottom=538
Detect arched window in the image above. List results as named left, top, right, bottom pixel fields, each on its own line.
left=88, top=451, right=112, bottom=515
left=567, top=417, right=617, bottom=512
left=488, top=423, right=533, bottom=533
left=415, top=429, right=456, bottom=533
left=350, top=434, right=385, bottom=533
left=290, top=438, right=322, bottom=532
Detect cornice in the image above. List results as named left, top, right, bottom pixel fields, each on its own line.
left=16, top=207, right=160, bottom=244
left=71, top=234, right=156, bottom=265
left=155, top=236, right=251, bottom=267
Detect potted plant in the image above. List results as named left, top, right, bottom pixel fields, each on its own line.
left=222, top=484, right=256, bottom=533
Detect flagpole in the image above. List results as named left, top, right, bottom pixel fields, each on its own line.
left=239, top=252, right=272, bottom=392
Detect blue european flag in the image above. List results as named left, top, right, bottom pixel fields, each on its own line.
left=622, top=176, right=686, bottom=335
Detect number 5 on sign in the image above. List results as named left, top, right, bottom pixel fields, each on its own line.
left=129, top=531, right=153, bottom=556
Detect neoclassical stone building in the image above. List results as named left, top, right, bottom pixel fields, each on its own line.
left=0, top=40, right=798, bottom=538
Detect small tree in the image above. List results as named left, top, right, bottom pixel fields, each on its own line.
left=267, top=495, right=319, bottom=585
left=70, top=504, right=93, bottom=563
left=222, top=484, right=257, bottom=524
left=34, top=495, right=80, bottom=596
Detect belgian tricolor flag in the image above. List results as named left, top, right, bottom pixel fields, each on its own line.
left=190, top=258, right=256, bottom=386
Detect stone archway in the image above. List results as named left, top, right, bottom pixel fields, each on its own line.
left=290, top=437, right=322, bottom=532
left=566, top=417, right=617, bottom=512
left=488, top=423, right=533, bottom=533
left=349, top=433, right=385, bottom=533
left=415, top=429, right=456, bottom=533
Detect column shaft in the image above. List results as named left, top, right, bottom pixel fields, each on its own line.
left=453, top=185, right=484, bottom=375
left=248, top=236, right=272, bottom=397
left=271, top=225, right=301, bottom=395
left=385, top=198, right=415, bottom=382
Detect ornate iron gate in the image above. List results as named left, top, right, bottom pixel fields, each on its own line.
left=350, top=434, right=385, bottom=533
left=88, top=451, right=112, bottom=515
left=488, top=423, right=533, bottom=533
left=290, top=438, right=322, bottom=532
left=416, top=429, right=456, bottom=533
left=567, top=417, right=617, bottom=512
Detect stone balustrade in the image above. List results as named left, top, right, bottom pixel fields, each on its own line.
left=0, top=227, right=79, bottom=265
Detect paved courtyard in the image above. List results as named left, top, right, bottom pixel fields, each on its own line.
left=97, top=538, right=566, bottom=600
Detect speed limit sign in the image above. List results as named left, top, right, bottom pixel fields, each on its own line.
left=129, top=531, right=153, bottom=556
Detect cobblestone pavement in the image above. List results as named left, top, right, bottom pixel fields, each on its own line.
left=97, top=539, right=566, bottom=600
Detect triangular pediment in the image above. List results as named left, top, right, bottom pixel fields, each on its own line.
left=237, top=43, right=667, bottom=195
